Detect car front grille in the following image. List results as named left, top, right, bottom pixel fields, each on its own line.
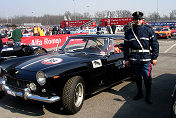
left=6, top=77, right=30, bottom=89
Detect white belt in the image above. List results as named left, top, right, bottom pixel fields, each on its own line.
left=129, top=58, right=151, bottom=61
left=131, top=49, right=150, bottom=53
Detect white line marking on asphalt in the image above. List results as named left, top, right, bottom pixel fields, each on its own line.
left=164, top=43, right=176, bottom=53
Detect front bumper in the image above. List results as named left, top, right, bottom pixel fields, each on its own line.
left=156, top=34, right=167, bottom=38
left=0, top=79, right=60, bottom=103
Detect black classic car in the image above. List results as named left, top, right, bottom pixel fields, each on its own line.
left=0, top=34, right=131, bottom=114
left=1, top=42, right=47, bottom=58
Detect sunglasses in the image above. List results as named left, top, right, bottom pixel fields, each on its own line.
left=134, top=18, right=142, bottom=20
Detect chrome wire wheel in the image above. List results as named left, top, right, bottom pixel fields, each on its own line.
left=173, top=101, right=176, bottom=117
left=74, top=83, right=84, bottom=107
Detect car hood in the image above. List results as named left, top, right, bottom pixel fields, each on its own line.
left=15, top=53, right=92, bottom=72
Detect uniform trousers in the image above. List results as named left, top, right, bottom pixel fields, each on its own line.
left=131, top=61, right=152, bottom=96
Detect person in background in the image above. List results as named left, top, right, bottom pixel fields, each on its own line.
left=124, top=11, right=159, bottom=104
left=0, top=34, right=5, bottom=98
left=107, top=25, right=111, bottom=34
left=96, top=25, right=101, bottom=34
left=39, top=27, right=45, bottom=36
left=111, top=24, right=116, bottom=34
left=49, top=26, right=53, bottom=35
left=0, top=34, right=3, bottom=56
left=11, top=24, right=23, bottom=46
left=33, top=25, right=39, bottom=36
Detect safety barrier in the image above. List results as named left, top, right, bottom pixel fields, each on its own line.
left=2, top=33, right=87, bottom=49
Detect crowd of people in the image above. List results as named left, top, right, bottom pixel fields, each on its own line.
left=0, top=24, right=125, bottom=40
left=0, top=25, right=73, bottom=39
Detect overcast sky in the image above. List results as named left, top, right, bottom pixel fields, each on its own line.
left=0, top=0, right=175, bottom=18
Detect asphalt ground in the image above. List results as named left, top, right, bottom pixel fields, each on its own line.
left=0, top=37, right=176, bottom=118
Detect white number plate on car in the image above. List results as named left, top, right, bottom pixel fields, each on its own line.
left=7, top=90, right=16, bottom=96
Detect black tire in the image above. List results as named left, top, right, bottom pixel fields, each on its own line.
left=34, top=49, right=46, bottom=55
left=62, top=76, right=85, bottom=114
left=172, top=97, right=176, bottom=118
left=0, top=91, right=5, bottom=99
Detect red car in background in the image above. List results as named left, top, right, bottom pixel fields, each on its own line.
left=170, top=28, right=176, bottom=36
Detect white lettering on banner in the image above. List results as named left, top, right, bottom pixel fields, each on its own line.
left=30, top=38, right=61, bottom=46
left=31, top=39, right=42, bottom=45
left=44, top=38, right=61, bottom=45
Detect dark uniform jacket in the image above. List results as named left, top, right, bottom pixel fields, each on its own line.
left=124, top=24, right=159, bottom=62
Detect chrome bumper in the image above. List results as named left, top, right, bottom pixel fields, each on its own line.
left=0, top=79, right=60, bottom=103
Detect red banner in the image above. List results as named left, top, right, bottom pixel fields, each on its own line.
left=2, top=33, right=87, bottom=49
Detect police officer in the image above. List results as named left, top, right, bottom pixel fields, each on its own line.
left=124, top=11, right=159, bottom=104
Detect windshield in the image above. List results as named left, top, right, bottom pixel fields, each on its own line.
left=61, top=37, right=107, bottom=55
left=155, top=28, right=162, bottom=31
left=162, top=28, right=169, bottom=31
left=155, top=28, right=169, bottom=31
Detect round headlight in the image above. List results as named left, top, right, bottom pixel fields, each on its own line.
left=29, top=83, right=37, bottom=91
left=36, top=71, right=46, bottom=86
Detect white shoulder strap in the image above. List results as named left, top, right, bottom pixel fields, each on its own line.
left=131, top=27, right=144, bottom=50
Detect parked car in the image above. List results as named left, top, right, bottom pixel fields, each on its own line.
left=170, top=28, right=176, bottom=36
left=172, top=31, right=176, bottom=37
left=69, top=27, right=81, bottom=34
left=155, top=27, right=171, bottom=39
left=0, top=34, right=131, bottom=114
left=1, top=41, right=47, bottom=59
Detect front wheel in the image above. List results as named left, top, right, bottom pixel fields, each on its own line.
left=62, top=76, right=85, bottom=114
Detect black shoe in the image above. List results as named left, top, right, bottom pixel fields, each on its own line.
left=133, top=93, right=143, bottom=100
left=145, top=97, right=153, bottom=104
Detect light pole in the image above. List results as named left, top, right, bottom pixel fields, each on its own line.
left=86, top=5, right=90, bottom=19
left=32, top=12, right=34, bottom=25
left=73, top=0, right=76, bottom=20
left=86, top=5, right=90, bottom=12
left=156, top=0, right=159, bottom=22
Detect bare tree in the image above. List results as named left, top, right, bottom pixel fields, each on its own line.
left=0, top=9, right=175, bottom=25
left=147, top=12, right=161, bottom=22
left=115, top=10, right=131, bottom=18
left=170, top=10, right=176, bottom=20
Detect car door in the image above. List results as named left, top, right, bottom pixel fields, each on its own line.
left=105, top=39, right=130, bottom=83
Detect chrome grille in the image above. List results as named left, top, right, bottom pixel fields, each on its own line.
left=7, top=78, right=29, bottom=89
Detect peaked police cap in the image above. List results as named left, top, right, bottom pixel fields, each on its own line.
left=132, top=11, right=143, bottom=19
